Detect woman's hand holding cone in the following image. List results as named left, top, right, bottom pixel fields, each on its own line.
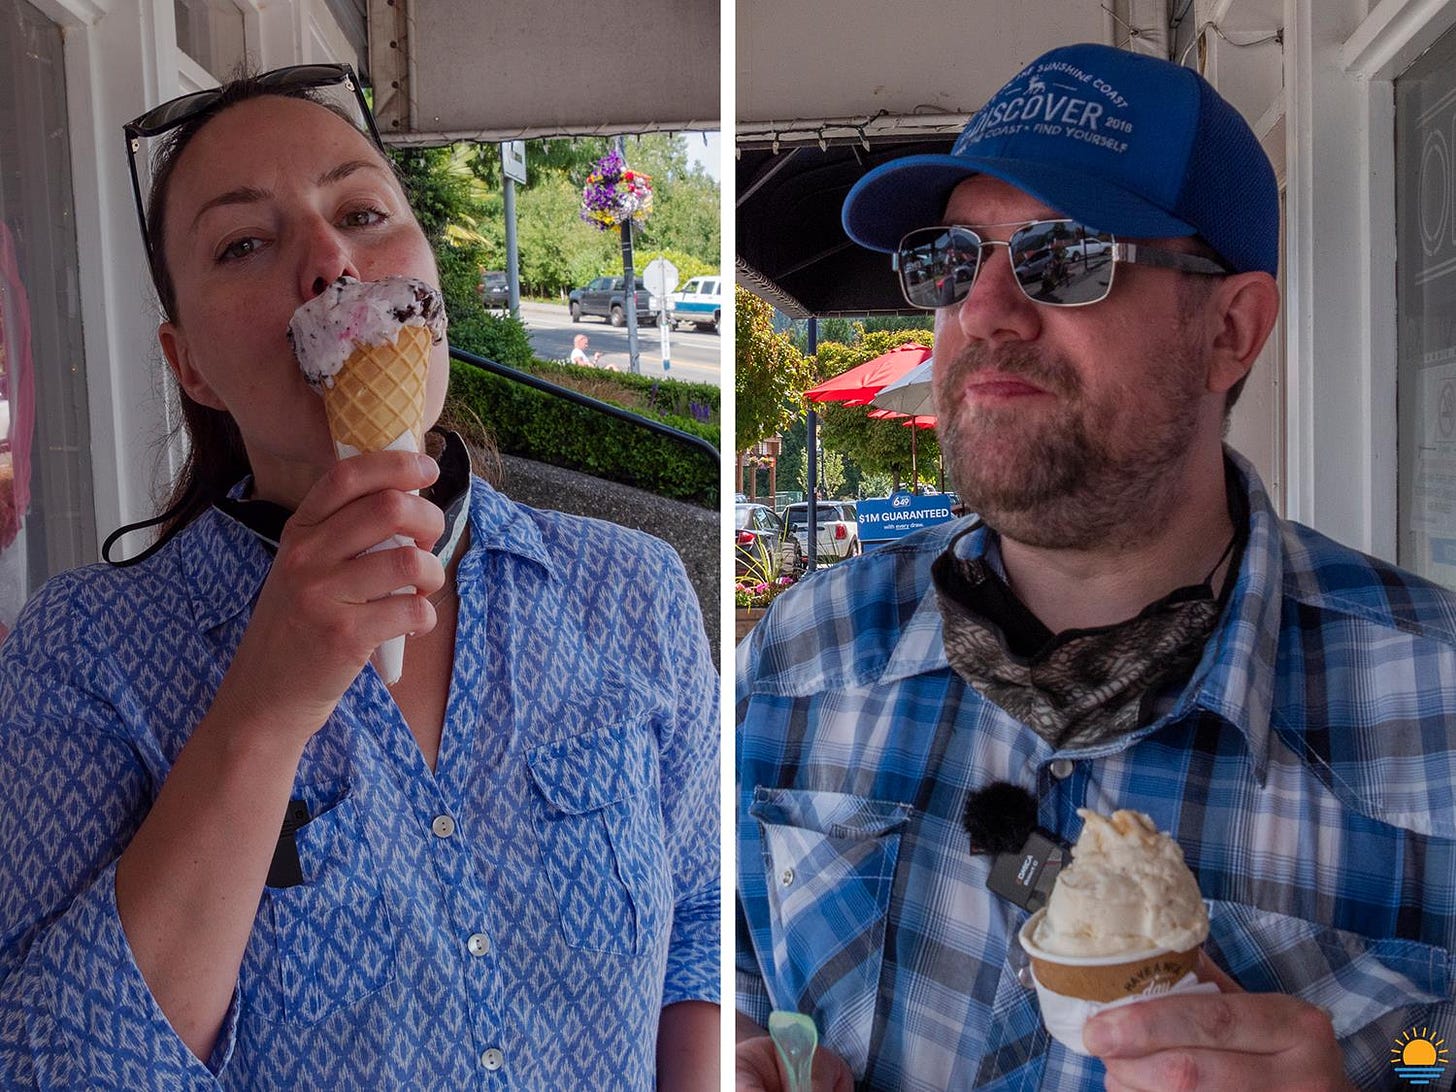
left=209, top=450, right=445, bottom=746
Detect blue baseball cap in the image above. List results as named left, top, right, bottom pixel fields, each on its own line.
left=842, top=42, right=1278, bottom=276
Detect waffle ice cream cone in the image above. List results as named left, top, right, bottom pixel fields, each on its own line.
left=289, top=276, right=448, bottom=686
left=321, top=324, right=432, bottom=458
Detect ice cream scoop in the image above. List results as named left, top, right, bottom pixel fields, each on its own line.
left=289, top=275, right=447, bottom=685
left=289, top=275, right=446, bottom=392
left=1033, top=808, right=1209, bottom=958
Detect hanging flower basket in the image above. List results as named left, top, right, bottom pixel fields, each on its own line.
left=579, top=147, right=654, bottom=232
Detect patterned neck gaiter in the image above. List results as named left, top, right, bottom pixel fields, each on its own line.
left=933, top=512, right=1245, bottom=751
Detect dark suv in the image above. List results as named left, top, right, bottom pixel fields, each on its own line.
left=478, top=270, right=508, bottom=308
left=568, top=276, right=657, bottom=327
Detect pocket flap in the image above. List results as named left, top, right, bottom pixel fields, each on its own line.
left=750, top=785, right=913, bottom=839
left=1208, top=898, right=1455, bottom=1039
left=527, top=722, right=656, bottom=814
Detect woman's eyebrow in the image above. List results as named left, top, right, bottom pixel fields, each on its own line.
left=317, top=159, right=391, bottom=187
left=191, top=186, right=270, bottom=230
left=188, top=160, right=392, bottom=232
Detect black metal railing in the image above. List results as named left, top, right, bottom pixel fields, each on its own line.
left=449, top=345, right=720, bottom=481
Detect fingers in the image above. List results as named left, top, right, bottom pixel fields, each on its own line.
left=733, top=1037, right=856, bottom=1092
left=733, top=1038, right=782, bottom=1091
left=299, top=489, right=445, bottom=567
left=291, top=450, right=440, bottom=529
left=1101, top=1041, right=1347, bottom=1092
left=307, top=543, right=445, bottom=609
left=1086, top=992, right=1325, bottom=1059
left=1088, top=993, right=1346, bottom=1092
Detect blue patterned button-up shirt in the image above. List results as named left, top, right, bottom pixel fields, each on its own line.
left=736, top=453, right=1456, bottom=1090
left=0, top=477, right=719, bottom=1089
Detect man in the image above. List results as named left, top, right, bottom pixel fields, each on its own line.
left=569, top=332, right=602, bottom=366
left=737, top=42, right=1456, bottom=1091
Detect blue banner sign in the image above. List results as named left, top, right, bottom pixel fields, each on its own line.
left=858, top=492, right=957, bottom=547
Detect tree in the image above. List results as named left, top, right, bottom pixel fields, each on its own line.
left=736, top=286, right=809, bottom=454
left=810, top=327, right=941, bottom=487
left=394, top=134, right=720, bottom=300
left=788, top=314, right=933, bottom=353
left=389, top=145, right=533, bottom=367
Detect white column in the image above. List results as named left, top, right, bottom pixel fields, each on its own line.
left=35, top=0, right=179, bottom=552
left=1283, top=0, right=1391, bottom=555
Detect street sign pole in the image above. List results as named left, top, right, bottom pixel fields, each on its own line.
left=617, top=137, right=641, bottom=375
left=500, top=141, right=527, bottom=317
left=642, top=256, right=678, bottom=375
left=502, top=177, right=520, bottom=316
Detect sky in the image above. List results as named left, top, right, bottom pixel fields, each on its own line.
left=683, top=131, right=722, bottom=182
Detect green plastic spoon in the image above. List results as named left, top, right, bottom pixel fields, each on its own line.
left=768, top=1010, right=818, bottom=1092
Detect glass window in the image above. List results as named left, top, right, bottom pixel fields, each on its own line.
left=0, top=0, right=95, bottom=638
left=1397, top=23, right=1456, bottom=587
left=174, top=0, right=246, bottom=78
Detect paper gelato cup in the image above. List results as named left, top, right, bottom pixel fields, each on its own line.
left=1018, top=908, right=1215, bottom=1055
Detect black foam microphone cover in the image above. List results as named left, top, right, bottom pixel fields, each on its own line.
left=962, top=782, right=1039, bottom=855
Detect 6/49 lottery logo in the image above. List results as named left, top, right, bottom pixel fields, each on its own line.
left=1391, top=1027, right=1449, bottom=1085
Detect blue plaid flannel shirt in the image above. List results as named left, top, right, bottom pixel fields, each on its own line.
left=737, top=452, right=1456, bottom=1090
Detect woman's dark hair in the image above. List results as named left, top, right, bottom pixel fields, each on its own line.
left=141, top=73, right=386, bottom=547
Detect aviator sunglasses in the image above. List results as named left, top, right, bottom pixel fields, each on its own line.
left=123, top=63, right=383, bottom=282
left=893, top=219, right=1232, bottom=310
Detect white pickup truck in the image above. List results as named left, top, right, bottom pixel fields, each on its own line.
left=783, top=501, right=861, bottom=561
left=668, top=276, right=722, bottom=333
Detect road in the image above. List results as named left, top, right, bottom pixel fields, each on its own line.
left=514, top=301, right=723, bottom=386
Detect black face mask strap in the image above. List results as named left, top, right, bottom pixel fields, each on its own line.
left=101, top=499, right=189, bottom=568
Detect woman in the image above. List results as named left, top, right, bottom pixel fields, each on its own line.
left=0, top=67, right=719, bottom=1089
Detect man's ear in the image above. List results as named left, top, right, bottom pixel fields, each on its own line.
left=1205, top=272, right=1280, bottom=396
left=158, top=321, right=226, bottom=410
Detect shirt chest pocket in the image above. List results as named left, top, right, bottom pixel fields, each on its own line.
left=1207, top=899, right=1455, bottom=1088
left=749, top=786, right=913, bottom=1077
left=250, top=790, right=397, bottom=1027
left=527, top=722, right=670, bottom=957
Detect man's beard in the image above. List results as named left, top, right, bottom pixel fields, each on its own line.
left=934, top=336, right=1205, bottom=550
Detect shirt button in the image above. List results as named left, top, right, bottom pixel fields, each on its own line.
left=431, top=815, right=456, bottom=838
left=1049, top=758, right=1075, bottom=780
left=780, top=867, right=794, bottom=886
left=467, top=932, right=490, bottom=957
left=481, top=1047, right=505, bottom=1071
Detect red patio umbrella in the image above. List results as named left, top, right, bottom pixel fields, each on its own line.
left=864, top=410, right=936, bottom=484
left=803, top=344, right=932, bottom=406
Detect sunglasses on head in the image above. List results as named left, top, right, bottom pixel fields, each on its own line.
left=123, top=63, right=384, bottom=281
left=893, top=219, right=1232, bottom=310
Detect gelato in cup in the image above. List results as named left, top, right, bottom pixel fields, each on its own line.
left=1018, top=808, right=1215, bottom=1054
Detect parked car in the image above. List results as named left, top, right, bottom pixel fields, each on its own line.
left=668, top=275, right=722, bottom=332
left=783, top=500, right=861, bottom=561
left=568, top=276, right=658, bottom=327
left=477, top=270, right=509, bottom=308
left=734, top=503, right=804, bottom=579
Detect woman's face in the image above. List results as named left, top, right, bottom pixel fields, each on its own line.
left=157, top=95, right=449, bottom=508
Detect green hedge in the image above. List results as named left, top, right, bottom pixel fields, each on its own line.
left=447, top=359, right=719, bottom=508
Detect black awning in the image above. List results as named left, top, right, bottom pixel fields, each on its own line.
left=735, top=136, right=956, bottom=316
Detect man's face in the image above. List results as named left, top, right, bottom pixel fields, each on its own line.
left=930, top=175, right=1214, bottom=549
